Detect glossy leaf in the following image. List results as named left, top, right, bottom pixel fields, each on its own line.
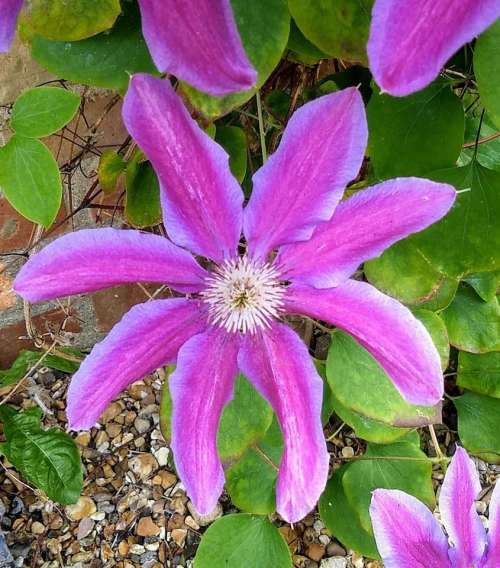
left=217, top=375, right=273, bottom=462
left=287, top=19, right=329, bottom=65
left=464, top=271, right=500, bottom=303
left=31, top=5, right=158, bottom=91
left=0, top=135, right=61, bottom=228
left=288, top=0, right=373, bottom=63
left=194, top=514, right=292, bottom=568
left=342, top=432, right=435, bottom=533
left=319, top=465, right=380, bottom=559
left=98, top=150, right=126, bottom=193
left=457, top=351, right=500, bottom=398
left=24, top=0, right=121, bottom=41
left=412, top=309, right=450, bottom=370
left=11, top=87, right=80, bottom=138
left=326, top=331, right=441, bottom=428
left=215, top=126, right=248, bottom=183
left=0, top=349, right=80, bottom=388
left=225, top=418, right=283, bottom=515
left=183, top=0, right=290, bottom=118
left=0, top=406, right=83, bottom=504
left=441, top=284, right=500, bottom=353
left=455, top=392, right=500, bottom=464
left=125, top=160, right=162, bottom=229
left=475, top=20, right=500, bottom=129
left=367, top=81, right=464, bottom=179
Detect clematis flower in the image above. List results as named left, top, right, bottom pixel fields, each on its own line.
left=0, top=0, right=256, bottom=96
left=368, top=0, right=500, bottom=97
left=370, top=447, right=500, bottom=568
left=14, top=74, right=456, bottom=522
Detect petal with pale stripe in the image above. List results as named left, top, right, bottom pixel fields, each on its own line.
left=0, top=0, right=23, bottom=52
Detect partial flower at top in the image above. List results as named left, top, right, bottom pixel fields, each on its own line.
left=0, top=0, right=23, bottom=52
left=0, top=0, right=256, bottom=97
left=370, top=447, right=500, bottom=568
left=368, top=0, right=500, bottom=96
left=14, top=74, right=455, bottom=523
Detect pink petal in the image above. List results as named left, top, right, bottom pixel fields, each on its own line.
left=0, top=0, right=22, bottom=52
left=244, top=88, right=367, bottom=260
left=13, top=228, right=208, bottom=302
left=368, top=0, right=500, bottom=96
left=238, top=323, right=329, bottom=522
left=284, top=281, right=443, bottom=405
left=370, top=489, right=452, bottom=568
left=483, top=479, right=500, bottom=567
left=67, top=299, right=207, bottom=430
left=170, top=327, right=239, bottom=515
left=277, top=177, right=456, bottom=288
left=138, top=0, right=256, bottom=96
left=439, top=446, right=487, bottom=567
left=122, top=74, right=244, bottom=262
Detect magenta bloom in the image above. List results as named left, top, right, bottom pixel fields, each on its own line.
left=370, top=447, right=500, bottom=568
left=0, top=0, right=256, bottom=96
left=368, top=0, right=500, bottom=96
left=14, top=74, right=455, bottom=522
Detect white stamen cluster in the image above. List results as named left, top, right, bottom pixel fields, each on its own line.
left=202, top=257, right=285, bottom=334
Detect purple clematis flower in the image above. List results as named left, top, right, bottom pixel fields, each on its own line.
left=0, top=0, right=256, bottom=96
left=14, top=74, right=456, bottom=522
left=370, top=447, right=500, bottom=568
left=368, top=0, right=500, bottom=97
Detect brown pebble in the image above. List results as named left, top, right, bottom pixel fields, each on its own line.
left=136, top=516, right=160, bottom=537
left=171, top=528, right=187, bottom=547
left=306, top=543, right=325, bottom=562
left=31, top=521, right=45, bottom=535
left=118, top=541, right=129, bottom=556
left=326, top=542, right=346, bottom=556
left=101, top=402, right=123, bottom=422
left=66, top=496, right=97, bottom=521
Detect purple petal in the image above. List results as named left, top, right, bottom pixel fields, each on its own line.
left=0, top=0, right=23, bottom=52
left=67, top=299, right=207, bottom=430
left=170, top=327, right=239, bottom=515
left=368, top=0, right=500, bottom=96
left=439, top=446, right=487, bottom=567
left=13, top=228, right=208, bottom=302
left=370, top=489, right=452, bottom=568
left=277, top=177, right=456, bottom=288
left=122, top=74, right=244, bottom=262
left=238, top=323, right=329, bottom=522
left=483, top=479, right=500, bottom=567
left=244, top=88, right=367, bottom=260
left=284, top=281, right=443, bottom=405
left=138, top=0, right=256, bottom=96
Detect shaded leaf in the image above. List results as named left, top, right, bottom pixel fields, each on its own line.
left=287, top=19, right=329, bottom=65
left=412, top=309, right=450, bottom=370
left=464, top=271, right=500, bottom=303
left=215, top=126, right=248, bottom=183
left=457, top=351, right=500, bottom=398
left=98, top=150, right=126, bottom=193
left=475, top=20, right=500, bottom=129
left=125, top=160, right=162, bottom=229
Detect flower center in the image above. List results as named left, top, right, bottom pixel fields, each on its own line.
left=201, top=257, right=285, bottom=334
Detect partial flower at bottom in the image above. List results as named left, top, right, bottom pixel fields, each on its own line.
left=14, top=74, right=456, bottom=522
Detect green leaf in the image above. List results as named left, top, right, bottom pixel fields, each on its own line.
left=365, top=243, right=457, bottom=307
left=287, top=19, right=329, bottom=65
left=412, top=309, right=450, bottom=370
left=0, top=349, right=81, bottom=387
left=31, top=5, right=158, bottom=91
left=183, top=0, right=290, bottom=118
left=0, top=406, right=83, bottom=503
left=217, top=375, right=273, bottom=462
left=326, top=331, right=441, bottom=427
left=342, top=432, right=435, bottom=533
left=459, top=112, right=500, bottom=172
left=330, top=392, right=410, bottom=444
left=225, top=419, right=283, bottom=515
left=125, top=159, right=162, bottom=228
left=0, top=135, right=61, bottom=227
left=457, top=351, right=500, bottom=398
left=24, top=0, right=121, bottom=41
left=475, top=20, right=500, bottom=129
left=288, top=0, right=373, bottom=63
left=215, top=126, right=248, bottom=183
left=98, top=150, right=126, bottom=193
left=441, top=284, right=500, bottom=353
left=367, top=81, right=464, bottom=179
left=194, top=514, right=291, bottom=568
left=11, top=87, right=80, bottom=138
left=455, top=391, right=500, bottom=463
left=464, top=271, right=500, bottom=303
left=319, top=465, right=380, bottom=559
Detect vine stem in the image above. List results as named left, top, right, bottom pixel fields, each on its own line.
left=256, top=90, right=267, bottom=163
left=428, top=425, right=448, bottom=473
